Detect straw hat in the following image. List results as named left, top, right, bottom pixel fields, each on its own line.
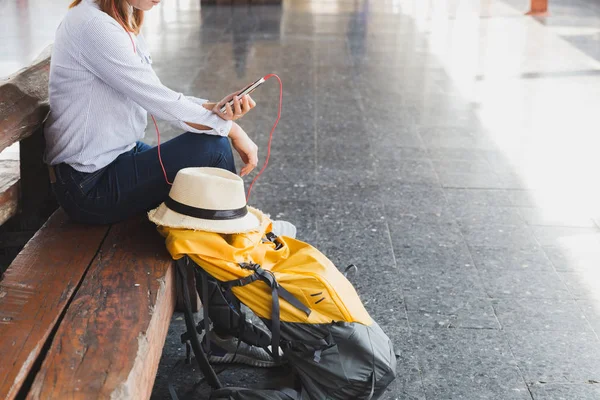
left=148, top=167, right=263, bottom=233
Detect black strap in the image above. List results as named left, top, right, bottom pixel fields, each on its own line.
left=165, top=197, right=248, bottom=220
left=221, top=273, right=260, bottom=289
left=221, top=267, right=311, bottom=317
left=220, top=263, right=312, bottom=365
left=265, top=231, right=283, bottom=250
left=175, top=258, right=222, bottom=389
left=199, top=267, right=212, bottom=355
left=365, top=327, right=377, bottom=400
left=277, top=285, right=311, bottom=317
left=270, top=283, right=281, bottom=364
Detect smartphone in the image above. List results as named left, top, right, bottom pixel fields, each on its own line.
left=220, top=77, right=266, bottom=114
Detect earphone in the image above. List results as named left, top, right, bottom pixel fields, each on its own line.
left=113, top=3, right=282, bottom=200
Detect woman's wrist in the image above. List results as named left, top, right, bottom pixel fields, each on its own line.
left=202, top=101, right=216, bottom=110
left=228, top=122, right=241, bottom=139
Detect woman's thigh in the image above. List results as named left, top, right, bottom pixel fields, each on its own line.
left=65, top=133, right=235, bottom=224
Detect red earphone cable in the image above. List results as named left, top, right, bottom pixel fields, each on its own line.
left=152, top=114, right=172, bottom=185
left=120, top=14, right=280, bottom=194
left=124, top=29, right=170, bottom=185
left=246, top=73, right=282, bottom=201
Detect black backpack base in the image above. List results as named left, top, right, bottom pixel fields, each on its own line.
left=174, top=256, right=397, bottom=400
left=210, top=387, right=301, bottom=400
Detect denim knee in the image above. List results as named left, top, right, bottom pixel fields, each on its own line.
left=186, top=133, right=235, bottom=173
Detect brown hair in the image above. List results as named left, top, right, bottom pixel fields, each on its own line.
left=69, top=0, right=144, bottom=34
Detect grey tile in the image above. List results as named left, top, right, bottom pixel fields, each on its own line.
left=480, top=268, right=571, bottom=299
left=315, top=116, right=367, bottom=136
left=253, top=199, right=317, bottom=239
left=370, top=132, right=426, bottom=152
left=576, top=300, right=600, bottom=336
left=371, top=147, right=430, bottom=163
left=497, top=174, right=534, bottom=190
left=470, top=246, right=555, bottom=271
left=246, top=182, right=313, bottom=204
left=405, top=294, right=500, bottom=329
left=438, top=171, right=511, bottom=189
left=378, top=376, right=427, bottom=400
left=443, top=188, right=514, bottom=207
left=419, top=126, right=497, bottom=150
left=389, top=219, right=466, bottom=249
left=533, top=226, right=600, bottom=247
left=427, top=148, right=494, bottom=162
left=413, top=329, right=530, bottom=400
left=506, top=190, right=543, bottom=207
left=317, top=218, right=396, bottom=268
left=506, top=330, right=600, bottom=383
left=316, top=141, right=372, bottom=165
left=518, top=207, right=597, bottom=228
left=352, top=267, right=408, bottom=327
left=395, top=244, right=474, bottom=270
left=249, top=154, right=317, bottom=186
left=377, top=159, right=440, bottom=186
left=381, top=185, right=452, bottom=223
left=461, top=224, right=539, bottom=248
left=449, top=204, right=524, bottom=226
left=493, top=298, right=591, bottom=331
left=398, top=264, right=486, bottom=296
left=377, top=327, right=427, bottom=400
left=380, top=184, right=447, bottom=208
left=557, top=271, right=600, bottom=300
left=530, top=383, right=600, bottom=400
left=311, top=183, right=385, bottom=220
left=416, top=113, right=484, bottom=132
left=418, top=376, right=532, bottom=400
left=431, top=159, right=495, bottom=174
left=544, top=245, right=600, bottom=272
left=315, top=163, right=378, bottom=186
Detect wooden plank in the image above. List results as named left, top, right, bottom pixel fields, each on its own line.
left=0, top=158, right=20, bottom=226
left=0, top=209, right=109, bottom=400
left=0, top=179, right=19, bottom=226
left=28, top=217, right=175, bottom=400
left=0, top=46, right=51, bottom=154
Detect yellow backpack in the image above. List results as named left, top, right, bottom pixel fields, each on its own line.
left=159, top=210, right=371, bottom=327
left=159, top=209, right=396, bottom=399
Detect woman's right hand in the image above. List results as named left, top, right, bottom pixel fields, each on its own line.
left=229, top=123, right=258, bottom=177
left=213, top=92, right=256, bottom=121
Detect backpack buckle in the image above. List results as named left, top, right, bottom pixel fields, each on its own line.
left=265, top=232, right=284, bottom=250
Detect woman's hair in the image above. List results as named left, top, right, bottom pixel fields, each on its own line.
left=69, top=0, right=144, bottom=34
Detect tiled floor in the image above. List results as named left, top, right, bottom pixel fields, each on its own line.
left=144, top=1, right=600, bottom=399
left=3, top=0, right=600, bottom=399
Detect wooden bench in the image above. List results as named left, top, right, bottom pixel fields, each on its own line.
left=0, top=50, right=178, bottom=399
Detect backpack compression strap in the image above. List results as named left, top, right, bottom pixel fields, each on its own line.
left=175, top=258, right=222, bottom=389
left=221, top=262, right=311, bottom=363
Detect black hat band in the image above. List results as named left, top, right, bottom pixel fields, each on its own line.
left=165, top=196, right=248, bottom=220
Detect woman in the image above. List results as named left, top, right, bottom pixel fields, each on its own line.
left=45, top=0, right=283, bottom=369
left=45, top=0, right=259, bottom=225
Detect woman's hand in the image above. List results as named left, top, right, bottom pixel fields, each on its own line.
left=228, top=123, right=258, bottom=177
left=210, top=92, right=256, bottom=121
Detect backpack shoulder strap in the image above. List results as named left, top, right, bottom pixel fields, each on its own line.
left=175, top=257, right=222, bottom=389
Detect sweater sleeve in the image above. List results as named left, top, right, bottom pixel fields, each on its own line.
left=78, top=17, right=231, bottom=136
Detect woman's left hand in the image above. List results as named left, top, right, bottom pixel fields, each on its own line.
left=210, top=92, right=256, bottom=121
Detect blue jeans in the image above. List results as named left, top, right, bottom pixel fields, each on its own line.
left=51, top=132, right=236, bottom=224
